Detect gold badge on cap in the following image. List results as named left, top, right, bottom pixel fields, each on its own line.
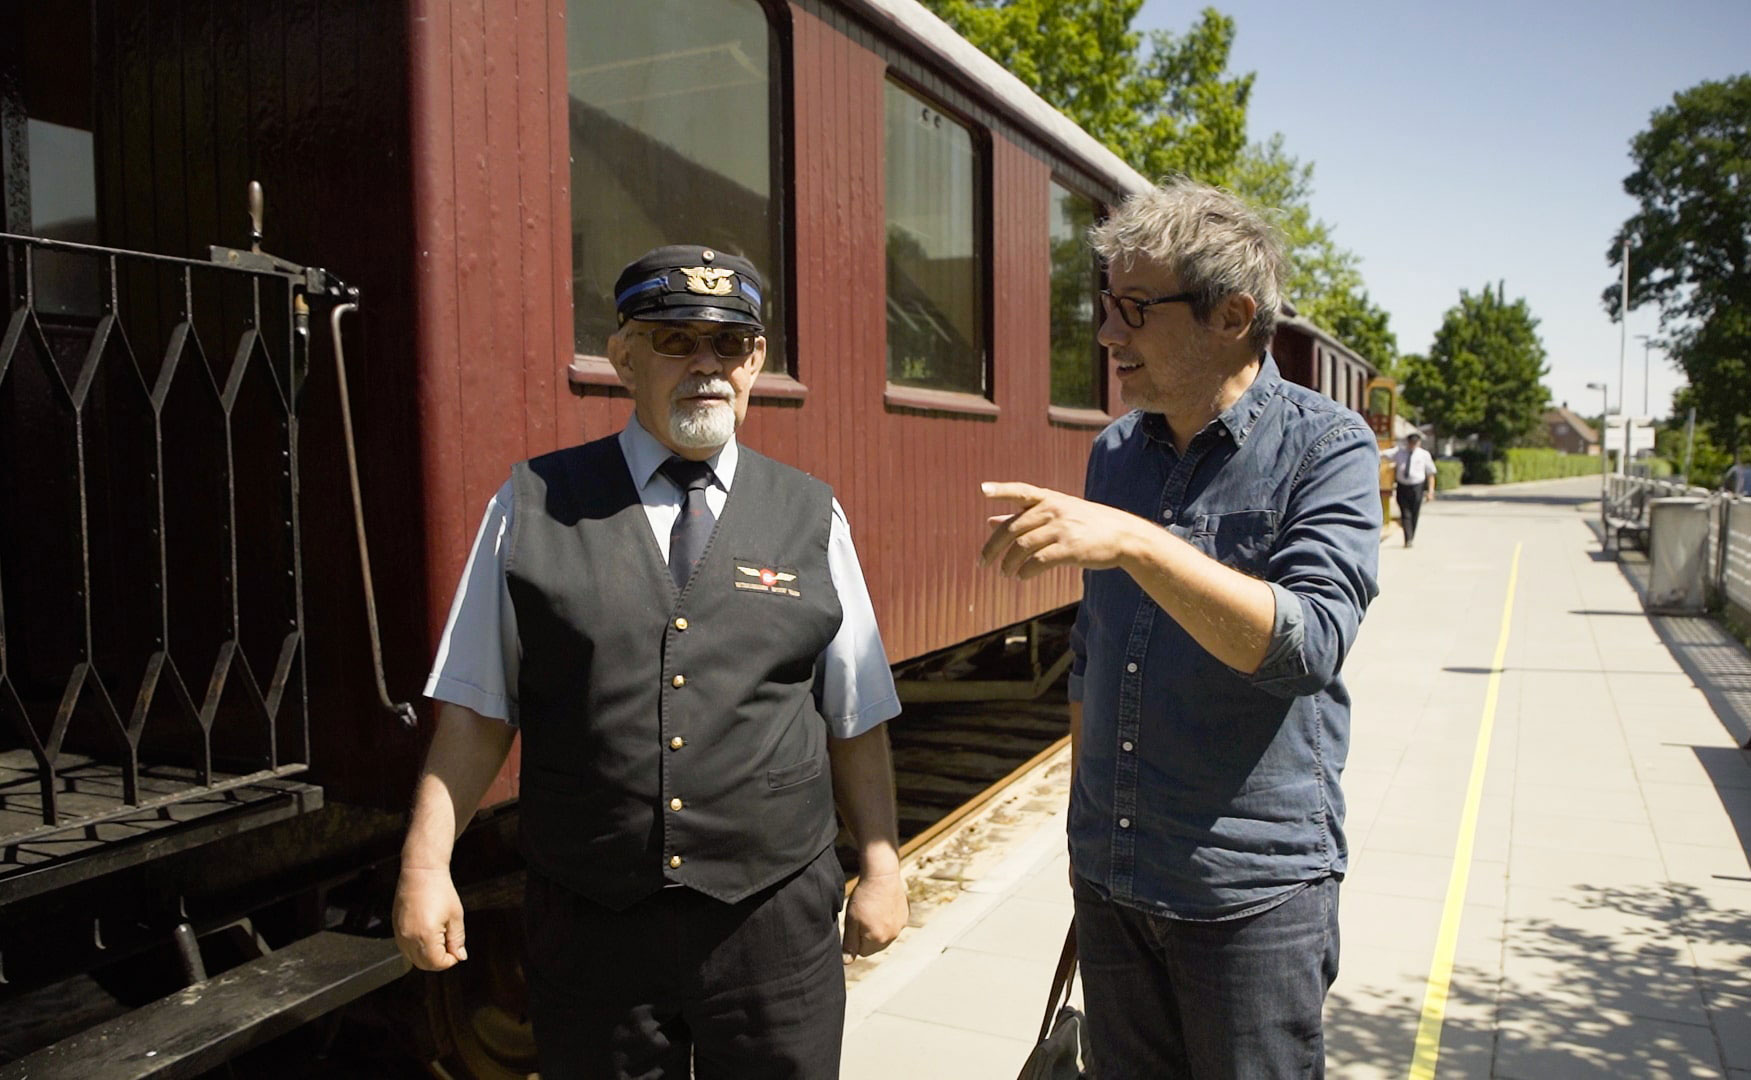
left=680, top=267, right=735, bottom=296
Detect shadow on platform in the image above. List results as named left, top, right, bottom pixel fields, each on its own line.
left=1326, top=880, right=1751, bottom=1077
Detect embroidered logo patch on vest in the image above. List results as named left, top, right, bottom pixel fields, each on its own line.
left=734, top=560, right=801, bottom=597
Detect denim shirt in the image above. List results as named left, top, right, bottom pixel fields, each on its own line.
left=1068, top=356, right=1381, bottom=920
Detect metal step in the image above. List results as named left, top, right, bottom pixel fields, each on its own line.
left=0, top=931, right=410, bottom=1080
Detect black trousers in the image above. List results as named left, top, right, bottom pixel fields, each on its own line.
left=1396, top=483, right=1426, bottom=542
left=522, top=845, right=847, bottom=1080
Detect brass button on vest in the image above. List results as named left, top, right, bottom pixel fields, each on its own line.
left=670, top=736, right=685, bottom=750
left=669, top=855, right=683, bottom=869
left=674, top=617, right=689, bottom=631
left=672, top=674, right=686, bottom=688
left=670, top=798, right=684, bottom=811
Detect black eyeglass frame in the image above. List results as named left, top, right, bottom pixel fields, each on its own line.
left=1099, top=289, right=1198, bottom=330
left=635, top=325, right=762, bottom=360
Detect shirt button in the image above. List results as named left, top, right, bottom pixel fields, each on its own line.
left=1122, top=741, right=1135, bottom=752
left=670, top=736, right=685, bottom=750
left=674, top=617, right=689, bottom=631
left=1125, top=662, right=1138, bottom=674
left=670, top=798, right=684, bottom=811
left=1162, top=509, right=1174, bottom=522
left=1119, top=818, right=1132, bottom=829
left=669, top=855, right=683, bottom=869
left=671, top=674, right=686, bottom=688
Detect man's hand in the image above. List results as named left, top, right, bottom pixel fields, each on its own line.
left=842, top=869, right=908, bottom=964
left=394, top=866, right=468, bottom=971
left=980, top=482, right=1146, bottom=580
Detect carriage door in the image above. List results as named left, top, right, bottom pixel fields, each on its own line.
left=0, top=4, right=340, bottom=898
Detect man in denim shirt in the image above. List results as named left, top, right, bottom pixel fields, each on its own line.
left=982, top=180, right=1380, bottom=1078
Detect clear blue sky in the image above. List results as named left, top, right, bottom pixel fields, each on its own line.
left=1136, top=0, right=1751, bottom=422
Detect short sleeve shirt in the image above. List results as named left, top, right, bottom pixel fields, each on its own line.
left=424, top=416, right=901, bottom=739
left=1393, top=446, right=1436, bottom=485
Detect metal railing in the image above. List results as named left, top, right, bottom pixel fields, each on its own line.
left=0, top=229, right=327, bottom=846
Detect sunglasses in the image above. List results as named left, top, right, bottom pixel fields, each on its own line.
left=1099, top=289, right=1197, bottom=329
left=638, top=325, right=760, bottom=359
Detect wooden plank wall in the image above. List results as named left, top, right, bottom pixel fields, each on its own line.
left=93, top=0, right=427, bottom=809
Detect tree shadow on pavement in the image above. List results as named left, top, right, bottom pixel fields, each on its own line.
left=1324, top=881, right=1750, bottom=1078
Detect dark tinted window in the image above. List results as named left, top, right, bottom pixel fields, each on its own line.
left=1049, top=181, right=1099, bottom=409
left=884, top=80, right=985, bottom=394
left=566, top=0, right=786, bottom=370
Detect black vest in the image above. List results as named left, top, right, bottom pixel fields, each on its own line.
left=506, top=436, right=844, bottom=910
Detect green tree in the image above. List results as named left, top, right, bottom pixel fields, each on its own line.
left=921, top=1, right=1399, bottom=374
left=1666, top=391, right=1735, bottom=487
left=1404, top=284, right=1550, bottom=451
left=1604, top=74, right=1751, bottom=454
left=1228, top=137, right=1399, bottom=374
left=920, top=1, right=1252, bottom=182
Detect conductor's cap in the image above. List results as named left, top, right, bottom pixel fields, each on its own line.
left=613, top=245, right=764, bottom=329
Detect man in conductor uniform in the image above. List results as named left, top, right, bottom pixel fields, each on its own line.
left=393, top=246, right=908, bottom=1079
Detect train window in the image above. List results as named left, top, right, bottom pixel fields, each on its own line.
left=1048, top=181, right=1100, bottom=409
left=884, top=79, right=987, bottom=395
left=565, top=0, right=787, bottom=372
left=2, top=3, right=101, bottom=315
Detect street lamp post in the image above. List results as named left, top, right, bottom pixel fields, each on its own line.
left=1588, top=381, right=1610, bottom=549
left=1635, top=333, right=1654, bottom=418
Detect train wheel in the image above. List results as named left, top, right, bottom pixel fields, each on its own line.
left=424, top=907, right=538, bottom=1080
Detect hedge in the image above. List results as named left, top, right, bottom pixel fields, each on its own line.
left=1498, top=449, right=1601, bottom=483
left=1434, top=458, right=1463, bottom=491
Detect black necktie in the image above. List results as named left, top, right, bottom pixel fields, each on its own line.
left=659, top=457, right=717, bottom=591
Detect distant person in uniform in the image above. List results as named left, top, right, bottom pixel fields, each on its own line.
left=1390, top=432, right=1438, bottom=547
left=393, top=245, right=908, bottom=1079
left=979, top=179, right=1380, bottom=1079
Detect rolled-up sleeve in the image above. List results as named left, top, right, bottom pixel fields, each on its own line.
left=1248, top=423, right=1381, bottom=697
left=817, top=499, right=901, bottom=738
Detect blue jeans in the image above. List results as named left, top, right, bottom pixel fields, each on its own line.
left=1072, top=874, right=1340, bottom=1079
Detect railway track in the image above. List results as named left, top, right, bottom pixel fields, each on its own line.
left=836, top=684, right=1071, bottom=878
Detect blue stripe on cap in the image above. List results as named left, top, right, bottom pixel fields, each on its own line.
left=740, top=281, right=762, bottom=307
left=615, top=277, right=668, bottom=307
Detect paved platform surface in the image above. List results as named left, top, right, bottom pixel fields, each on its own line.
left=842, top=476, right=1751, bottom=1079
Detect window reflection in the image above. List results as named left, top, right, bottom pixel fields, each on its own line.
left=884, top=80, right=985, bottom=395
left=566, top=0, right=785, bottom=370
left=1048, top=182, right=1099, bottom=409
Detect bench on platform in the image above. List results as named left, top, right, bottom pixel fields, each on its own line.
left=1605, top=485, right=1651, bottom=551
left=0, top=931, right=409, bottom=1080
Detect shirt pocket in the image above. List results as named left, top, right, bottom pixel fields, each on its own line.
left=1190, top=509, right=1280, bottom=577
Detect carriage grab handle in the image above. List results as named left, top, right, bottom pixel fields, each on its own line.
left=327, top=298, right=418, bottom=727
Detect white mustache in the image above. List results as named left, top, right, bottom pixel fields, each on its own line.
left=673, top=379, right=734, bottom=402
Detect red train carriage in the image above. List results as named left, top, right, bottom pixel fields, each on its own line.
left=0, top=0, right=1375, bottom=1075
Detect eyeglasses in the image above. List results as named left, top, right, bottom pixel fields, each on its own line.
left=1099, top=289, right=1197, bottom=329
left=637, top=325, right=760, bottom=359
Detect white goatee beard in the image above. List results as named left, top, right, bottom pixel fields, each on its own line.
left=668, top=377, right=737, bottom=449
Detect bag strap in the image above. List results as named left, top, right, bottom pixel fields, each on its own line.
left=1035, top=922, right=1079, bottom=1044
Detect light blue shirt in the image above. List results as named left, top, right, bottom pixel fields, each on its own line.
left=425, top=415, right=901, bottom=737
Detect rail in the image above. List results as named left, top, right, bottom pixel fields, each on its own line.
left=0, top=227, right=324, bottom=855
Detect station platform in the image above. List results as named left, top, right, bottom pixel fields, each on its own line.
left=841, top=476, right=1751, bottom=1079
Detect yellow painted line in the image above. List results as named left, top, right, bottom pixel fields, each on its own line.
left=1408, top=542, right=1523, bottom=1080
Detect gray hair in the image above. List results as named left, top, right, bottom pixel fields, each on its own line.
left=1089, top=178, right=1288, bottom=356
